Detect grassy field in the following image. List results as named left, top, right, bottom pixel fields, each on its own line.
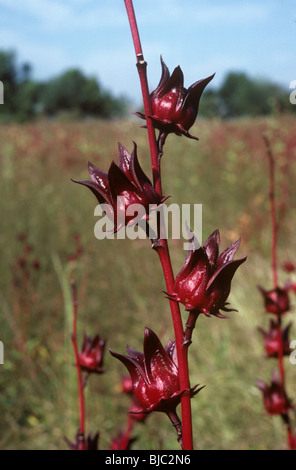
left=0, top=114, right=296, bottom=450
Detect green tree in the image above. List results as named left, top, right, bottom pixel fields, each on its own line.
left=218, top=72, right=292, bottom=118
left=41, top=68, right=127, bottom=118
left=0, top=50, right=18, bottom=117
left=0, top=50, right=128, bottom=122
left=15, top=80, right=44, bottom=122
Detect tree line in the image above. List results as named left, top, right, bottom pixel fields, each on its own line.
left=0, top=50, right=128, bottom=122
left=0, top=50, right=294, bottom=123
left=199, top=71, right=294, bottom=118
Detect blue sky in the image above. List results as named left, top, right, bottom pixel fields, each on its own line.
left=0, top=0, right=295, bottom=103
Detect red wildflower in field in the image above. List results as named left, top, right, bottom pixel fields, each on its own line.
left=165, top=229, right=246, bottom=317
left=110, top=327, right=201, bottom=415
left=78, top=333, right=106, bottom=375
left=73, top=142, right=163, bottom=232
left=258, top=319, right=292, bottom=358
left=256, top=371, right=293, bottom=416
left=282, top=262, right=296, bottom=273
left=136, top=57, right=214, bottom=149
left=258, top=286, right=290, bottom=315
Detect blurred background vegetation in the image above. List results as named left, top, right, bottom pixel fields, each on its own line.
left=0, top=112, right=295, bottom=450
left=0, top=46, right=296, bottom=450
left=0, top=49, right=295, bottom=123
left=0, top=50, right=129, bottom=123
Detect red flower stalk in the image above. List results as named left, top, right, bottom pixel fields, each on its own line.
left=65, top=431, right=99, bottom=450
left=165, top=229, right=246, bottom=317
left=258, top=286, right=290, bottom=315
left=78, top=333, right=106, bottom=375
left=258, top=320, right=292, bottom=358
left=110, top=328, right=200, bottom=414
left=136, top=57, right=214, bottom=149
left=256, top=371, right=293, bottom=416
left=73, top=142, right=163, bottom=231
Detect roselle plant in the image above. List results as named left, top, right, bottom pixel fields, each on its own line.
left=256, top=137, right=295, bottom=450
left=66, top=281, right=143, bottom=450
left=71, top=0, right=246, bottom=450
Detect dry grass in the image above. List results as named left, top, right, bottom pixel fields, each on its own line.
left=0, top=115, right=296, bottom=450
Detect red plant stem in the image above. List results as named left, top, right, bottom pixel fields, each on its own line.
left=71, top=281, right=86, bottom=449
left=264, top=136, right=294, bottom=450
left=156, top=243, right=193, bottom=450
left=123, top=0, right=161, bottom=197
left=264, top=136, right=278, bottom=289
left=123, top=0, right=194, bottom=450
left=265, top=137, right=286, bottom=383
left=124, top=415, right=135, bottom=444
left=277, top=315, right=285, bottom=385
left=287, top=426, right=295, bottom=450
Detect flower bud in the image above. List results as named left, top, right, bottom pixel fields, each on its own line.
left=136, top=57, right=214, bottom=147
left=258, top=286, right=290, bottom=315
left=258, top=320, right=292, bottom=358
left=256, top=371, right=292, bottom=416
left=165, top=229, right=246, bottom=317
left=78, top=333, right=106, bottom=375
left=73, top=142, right=163, bottom=232
left=282, top=261, right=295, bottom=273
left=110, top=327, right=201, bottom=415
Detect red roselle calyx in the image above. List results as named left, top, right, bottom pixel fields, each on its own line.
left=256, top=371, right=293, bottom=416
left=136, top=56, right=214, bottom=149
left=110, top=328, right=202, bottom=432
left=282, top=261, right=296, bottom=273
left=258, top=286, right=290, bottom=315
left=73, top=142, right=164, bottom=231
left=258, top=319, right=292, bottom=358
left=165, top=229, right=246, bottom=317
left=78, top=333, right=106, bottom=375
